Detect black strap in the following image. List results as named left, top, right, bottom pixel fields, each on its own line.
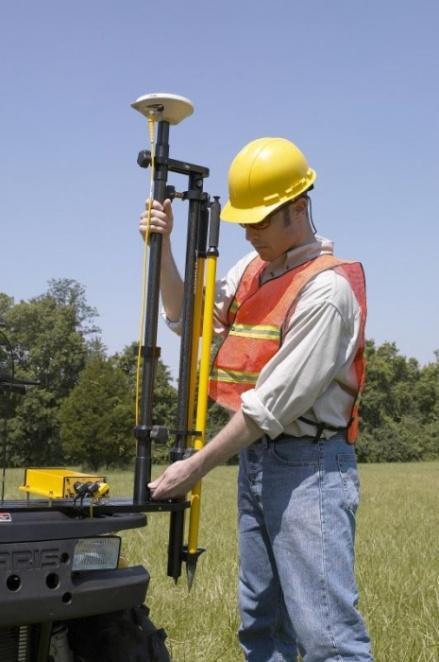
left=298, top=416, right=348, bottom=443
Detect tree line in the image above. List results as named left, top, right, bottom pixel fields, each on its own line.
left=0, top=279, right=437, bottom=470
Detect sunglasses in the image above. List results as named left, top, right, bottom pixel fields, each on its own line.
left=239, top=195, right=309, bottom=230
left=239, top=215, right=273, bottom=231
left=239, top=199, right=300, bottom=231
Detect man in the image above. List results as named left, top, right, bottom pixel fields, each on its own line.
left=140, top=137, right=373, bottom=661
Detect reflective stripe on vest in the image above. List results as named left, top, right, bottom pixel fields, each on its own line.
left=208, top=254, right=367, bottom=443
left=229, top=323, right=280, bottom=341
left=210, top=367, right=260, bottom=385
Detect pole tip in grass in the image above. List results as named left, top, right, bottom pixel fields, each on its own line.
left=186, top=559, right=197, bottom=592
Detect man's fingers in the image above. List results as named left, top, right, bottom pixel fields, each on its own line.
left=145, top=198, right=172, bottom=212
left=146, top=461, right=191, bottom=500
left=145, top=198, right=164, bottom=211
left=140, top=209, right=167, bottom=223
left=139, top=198, right=173, bottom=238
left=148, top=477, right=171, bottom=501
left=163, top=198, right=173, bottom=215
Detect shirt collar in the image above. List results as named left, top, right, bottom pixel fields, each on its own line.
left=284, top=234, right=334, bottom=270
left=262, top=235, right=334, bottom=280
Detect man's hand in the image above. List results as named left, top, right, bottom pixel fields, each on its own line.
left=139, top=199, right=174, bottom=240
left=148, top=456, right=202, bottom=500
left=149, top=410, right=262, bottom=501
left=138, top=197, right=184, bottom=323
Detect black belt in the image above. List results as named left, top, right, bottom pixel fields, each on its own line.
left=298, top=416, right=349, bottom=443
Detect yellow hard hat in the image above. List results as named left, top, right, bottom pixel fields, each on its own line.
left=221, top=137, right=316, bottom=224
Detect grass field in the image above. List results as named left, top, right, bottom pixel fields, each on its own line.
left=3, top=462, right=438, bottom=661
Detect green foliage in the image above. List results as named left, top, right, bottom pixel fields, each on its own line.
left=60, top=356, right=134, bottom=471
left=0, top=293, right=14, bottom=320
left=8, top=388, right=62, bottom=466
left=46, top=278, right=99, bottom=335
left=360, top=340, right=420, bottom=429
left=0, top=279, right=99, bottom=465
left=8, top=297, right=87, bottom=397
left=112, top=342, right=177, bottom=426
left=112, top=342, right=178, bottom=462
left=414, top=361, right=439, bottom=422
left=357, top=341, right=439, bottom=462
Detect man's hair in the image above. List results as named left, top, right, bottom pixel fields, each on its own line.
left=282, top=194, right=310, bottom=227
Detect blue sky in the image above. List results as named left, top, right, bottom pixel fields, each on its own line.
left=1, top=0, right=438, bottom=377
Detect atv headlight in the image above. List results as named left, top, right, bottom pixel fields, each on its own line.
left=72, top=537, right=121, bottom=571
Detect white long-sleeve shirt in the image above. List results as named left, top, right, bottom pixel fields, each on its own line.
left=165, top=235, right=362, bottom=440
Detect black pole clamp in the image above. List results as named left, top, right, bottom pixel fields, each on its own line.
left=169, top=447, right=199, bottom=463
left=134, top=424, right=169, bottom=444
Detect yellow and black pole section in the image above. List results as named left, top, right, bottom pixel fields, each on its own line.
left=167, top=175, right=209, bottom=582
left=186, top=204, right=209, bottom=434
left=184, top=196, right=221, bottom=590
left=177, top=200, right=209, bottom=585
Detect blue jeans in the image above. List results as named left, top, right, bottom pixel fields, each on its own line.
left=238, top=433, right=373, bottom=662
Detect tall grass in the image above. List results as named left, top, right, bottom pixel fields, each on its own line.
left=3, top=462, right=438, bottom=661
left=355, top=463, right=439, bottom=662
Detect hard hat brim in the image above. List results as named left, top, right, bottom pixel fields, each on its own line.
left=221, top=199, right=284, bottom=224
left=220, top=169, right=316, bottom=224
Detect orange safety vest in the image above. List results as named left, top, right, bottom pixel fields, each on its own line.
left=208, top=254, right=367, bottom=443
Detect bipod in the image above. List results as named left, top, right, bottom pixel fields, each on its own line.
left=183, top=196, right=221, bottom=590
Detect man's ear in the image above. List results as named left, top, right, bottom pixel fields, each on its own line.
left=294, top=196, right=308, bottom=215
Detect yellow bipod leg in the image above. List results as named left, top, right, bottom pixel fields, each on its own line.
left=187, top=256, right=206, bottom=435
left=187, top=251, right=217, bottom=558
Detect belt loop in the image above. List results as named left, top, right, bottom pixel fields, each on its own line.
left=313, top=423, right=325, bottom=444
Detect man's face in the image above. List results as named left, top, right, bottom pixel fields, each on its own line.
left=241, top=200, right=307, bottom=262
